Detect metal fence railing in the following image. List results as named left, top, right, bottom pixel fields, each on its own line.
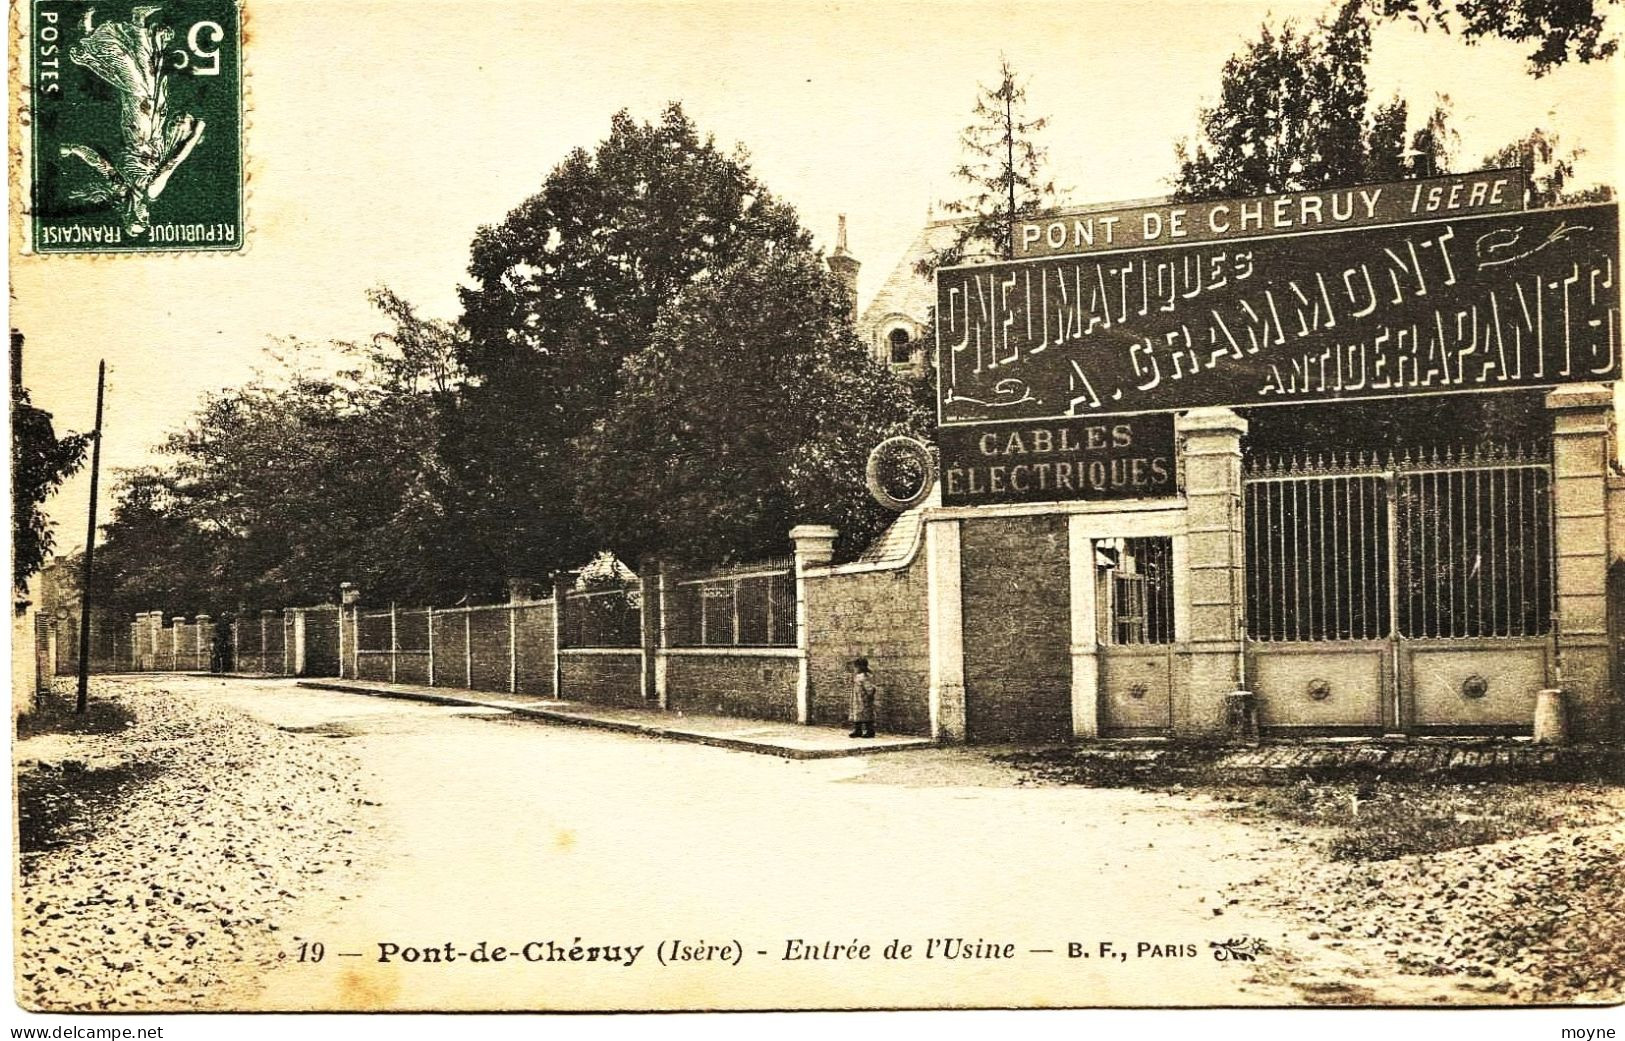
left=668, top=563, right=795, bottom=648
left=562, top=587, right=641, bottom=648
left=1244, top=443, right=1553, bottom=643
left=348, top=600, right=559, bottom=692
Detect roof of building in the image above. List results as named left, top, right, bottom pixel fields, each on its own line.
left=855, top=483, right=940, bottom=566
left=856, top=195, right=1178, bottom=333
left=856, top=219, right=962, bottom=334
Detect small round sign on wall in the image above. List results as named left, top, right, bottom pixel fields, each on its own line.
left=865, top=436, right=935, bottom=511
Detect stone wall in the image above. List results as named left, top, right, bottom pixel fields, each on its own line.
left=959, top=514, right=1073, bottom=742
left=560, top=652, right=646, bottom=708
left=804, top=554, right=931, bottom=736
left=394, top=653, right=431, bottom=685
left=428, top=612, right=468, bottom=687
left=467, top=608, right=512, bottom=692
left=665, top=654, right=798, bottom=722
left=355, top=652, right=393, bottom=683
left=514, top=602, right=556, bottom=696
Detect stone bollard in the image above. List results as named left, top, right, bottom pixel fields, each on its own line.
left=1225, top=689, right=1259, bottom=743
left=1533, top=688, right=1568, bottom=745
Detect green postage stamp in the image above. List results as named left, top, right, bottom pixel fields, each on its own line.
left=29, top=0, right=243, bottom=253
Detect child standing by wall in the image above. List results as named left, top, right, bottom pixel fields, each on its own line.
left=849, top=657, right=877, bottom=739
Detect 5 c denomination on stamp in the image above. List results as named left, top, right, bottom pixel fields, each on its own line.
left=30, top=0, right=243, bottom=253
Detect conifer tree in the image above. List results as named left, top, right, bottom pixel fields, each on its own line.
left=920, top=59, right=1057, bottom=271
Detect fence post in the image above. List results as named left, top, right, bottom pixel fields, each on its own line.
left=339, top=582, right=361, bottom=679
left=463, top=609, right=473, bottom=689
left=196, top=614, right=212, bottom=672
left=427, top=607, right=436, bottom=687
left=552, top=574, right=569, bottom=699
left=507, top=579, right=533, bottom=694
left=790, top=525, right=838, bottom=726
left=389, top=602, right=399, bottom=684
left=509, top=605, right=518, bottom=693
left=655, top=564, right=671, bottom=710
left=638, top=561, right=658, bottom=704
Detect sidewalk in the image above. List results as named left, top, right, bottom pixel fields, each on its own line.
left=1008, top=737, right=1625, bottom=785
left=294, top=678, right=935, bottom=759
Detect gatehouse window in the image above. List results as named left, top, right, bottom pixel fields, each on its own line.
left=888, top=328, right=912, bottom=365
left=1101, top=537, right=1174, bottom=645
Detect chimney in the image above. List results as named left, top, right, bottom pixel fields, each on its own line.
left=826, top=215, right=861, bottom=324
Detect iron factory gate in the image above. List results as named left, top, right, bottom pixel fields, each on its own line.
left=1243, top=443, right=1554, bottom=733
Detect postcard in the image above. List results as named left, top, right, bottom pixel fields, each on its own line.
left=8, top=0, right=1624, bottom=1030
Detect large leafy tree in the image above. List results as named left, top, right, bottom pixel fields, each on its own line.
left=11, top=334, right=91, bottom=596
left=1380, top=0, right=1618, bottom=77
left=1173, top=1, right=1457, bottom=200
left=454, top=104, right=811, bottom=577
left=1172, top=3, right=1578, bottom=452
left=94, top=289, right=477, bottom=613
left=1481, top=127, right=1615, bottom=206
left=919, top=59, right=1057, bottom=271
left=574, top=245, right=929, bottom=565
left=83, top=469, right=220, bottom=618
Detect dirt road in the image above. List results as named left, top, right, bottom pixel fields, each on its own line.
left=16, top=674, right=1498, bottom=1011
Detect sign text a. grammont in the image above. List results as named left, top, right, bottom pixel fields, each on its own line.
left=937, top=201, right=1619, bottom=426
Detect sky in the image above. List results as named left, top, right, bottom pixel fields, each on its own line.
left=9, top=0, right=1621, bottom=552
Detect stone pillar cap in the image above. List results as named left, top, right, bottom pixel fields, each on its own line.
left=1176, top=406, right=1249, bottom=436
left=1545, top=383, right=1614, bottom=410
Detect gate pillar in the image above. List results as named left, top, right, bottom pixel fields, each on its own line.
left=1547, top=383, right=1616, bottom=741
left=1173, top=407, right=1248, bottom=738
left=1066, top=516, right=1100, bottom=738
left=924, top=518, right=967, bottom=742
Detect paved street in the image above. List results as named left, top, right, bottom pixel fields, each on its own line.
left=156, top=675, right=1321, bottom=1011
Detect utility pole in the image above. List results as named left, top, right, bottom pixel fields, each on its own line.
left=75, top=360, right=105, bottom=714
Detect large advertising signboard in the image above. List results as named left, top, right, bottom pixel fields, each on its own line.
left=937, top=201, right=1620, bottom=427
